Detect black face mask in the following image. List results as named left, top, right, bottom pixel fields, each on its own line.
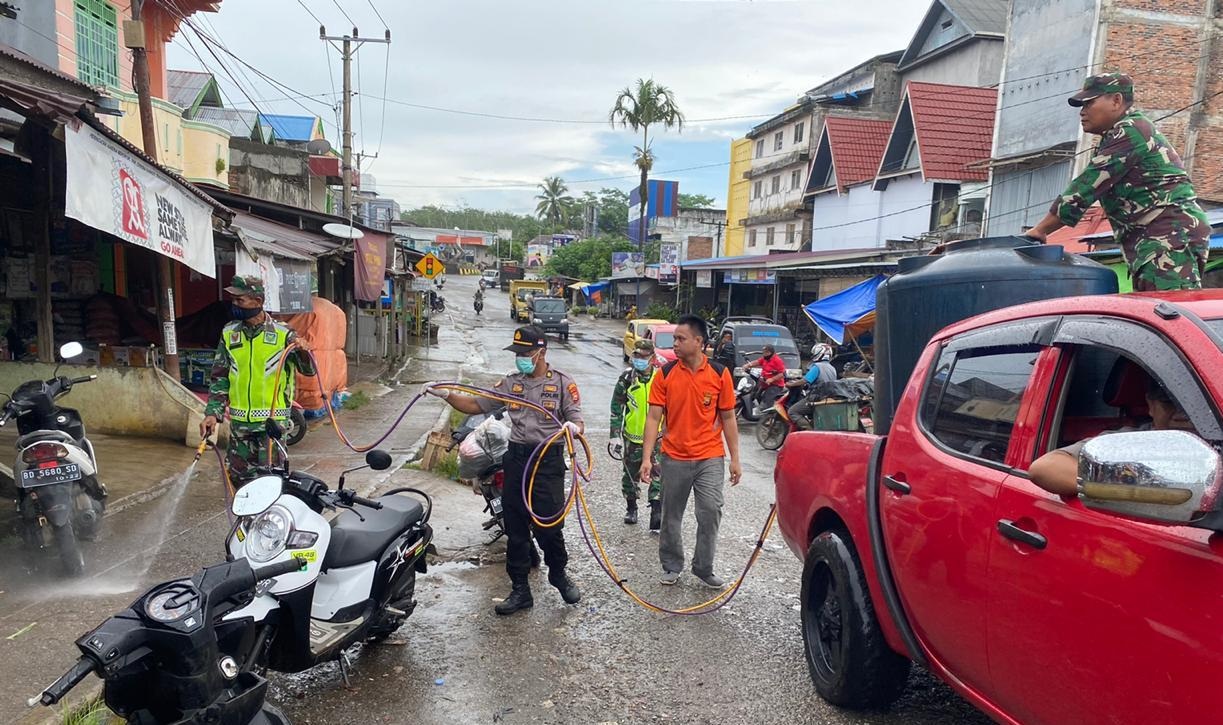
left=230, top=303, right=262, bottom=321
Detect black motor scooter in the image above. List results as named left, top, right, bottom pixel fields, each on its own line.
left=39, top=556, right=305, bottom=724
left=1, top=341, right=105, bottom=575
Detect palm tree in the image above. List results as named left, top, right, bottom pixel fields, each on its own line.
left=535, top=176, right=574, bottom=232
left=608, top=79, right=685, bottom=248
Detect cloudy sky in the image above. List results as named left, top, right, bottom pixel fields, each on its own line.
left=168, top=1, right=929, bottom=215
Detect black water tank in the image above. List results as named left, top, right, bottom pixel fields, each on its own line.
left=873, top=236, right=1118, bottom=435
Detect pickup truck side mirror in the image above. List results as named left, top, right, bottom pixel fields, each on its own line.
left=1078, top=430, right=1223, bottom=531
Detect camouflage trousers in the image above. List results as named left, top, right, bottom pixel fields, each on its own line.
left=225, top=421, right=279, bottom=484
left=1129, top=236, right=1209, bottom=292
left=620, top=440, right=662, bottom=503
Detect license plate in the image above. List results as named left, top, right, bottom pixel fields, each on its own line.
left=490, top=496, right=503, bottom=515
left=20, top=463, right=82, bottom=486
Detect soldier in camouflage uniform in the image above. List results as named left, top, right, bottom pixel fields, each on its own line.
left=1024, top=73, right=1210, bottom=292
left=201, top=276, right=314, bottom=481
left=609, top=339, right=663, bottom=530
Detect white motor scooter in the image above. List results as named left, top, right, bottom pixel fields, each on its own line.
left=224, top=445, right=434, bottom=675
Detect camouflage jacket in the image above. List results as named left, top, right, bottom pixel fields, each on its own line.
left=609, top=366, right=653, bottom=437
left=203, top=318, right=314, bottom=419
left=1052, top=110, right=1210, bottom=266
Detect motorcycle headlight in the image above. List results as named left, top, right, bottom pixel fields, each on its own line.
left=247, top=505, right=293, bottom=563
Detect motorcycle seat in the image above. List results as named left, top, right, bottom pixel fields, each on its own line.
left=478, top=463, right=502, bottom=479
left=324, top=494, right=425, bottom=570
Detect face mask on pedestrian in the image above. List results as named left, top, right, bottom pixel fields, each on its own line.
left=632, top=357, right=650, bottom=372
left=230, top=303, right=262, bottom=321
left=516, top=352, right=539, bottom=374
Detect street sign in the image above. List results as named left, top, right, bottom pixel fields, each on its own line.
left=416, top=253, right=443, bottom=279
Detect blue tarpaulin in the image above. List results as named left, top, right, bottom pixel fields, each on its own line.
left=802, top=274, right=886, bottom=344
left=582, top=281, right=609, bottom=304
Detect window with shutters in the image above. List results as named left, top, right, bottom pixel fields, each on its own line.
left=766, top=227, right=775, bottom=246
left=771, top=175, right=780, bottom=194
left=786, top=223, right=796, bottom=245
left=748, top=229, right=758, bottom=247
left=794, top=122, right=805, bottom=144
left=755, top=139, right=764, bottom=158
left=773, top=132, right=783, bottom=152
left=753, top=180, right=762, bottom=199
left=74, top=0, right=119, bottom=88
left=791, top=169, right=801, bottom=189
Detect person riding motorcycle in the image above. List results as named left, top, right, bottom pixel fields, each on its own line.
left=780, top=343, right=838, bottom=429
left=474, top=288, right=484, bottom=313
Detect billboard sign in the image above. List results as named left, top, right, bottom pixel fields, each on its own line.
left=658, top=242, right=680, bottom=284
left=611, top=251, right=644, bottom=279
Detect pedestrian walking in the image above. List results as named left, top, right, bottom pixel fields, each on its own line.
left=639, top=315, right=742, bottom=588
left=1024, top=73, right=1211, bottom=291
left=424, top=325, right=583, bottom=615
left=201, top=275, right=314, bottom=480
left=609, top=339, right=662, bottom=529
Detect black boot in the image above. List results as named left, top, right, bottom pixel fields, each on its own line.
left=648, top=500, right=661, bottom=532
left=549, top=570, right=581, bottom=604
left=494, top=579, right=533, bottom=615
left=624, top=499, right=639, bottom=525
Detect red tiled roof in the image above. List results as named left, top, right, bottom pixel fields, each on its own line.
left=1047, top=204, right=1112, bottom=254
left=824, top=116, right=893, bottom=191
left=906, top=82, right=997, bottom=182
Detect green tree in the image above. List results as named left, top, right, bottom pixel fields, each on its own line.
left=576, top=187, right=631, bottom=236
left=608, top=79, right=685, bottom=248
left=535, top=176, right=574, bottom=232
left=678, top=193, right=716, bottom=208
left=545, top=235, right=636, bottom=281
left=399, top=205, right=543, bottom=261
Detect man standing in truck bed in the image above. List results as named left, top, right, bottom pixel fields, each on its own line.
left=1023, top=73, right=1210, bottom=292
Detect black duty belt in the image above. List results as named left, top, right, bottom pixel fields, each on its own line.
left=508, top=440, right=564, bottom=457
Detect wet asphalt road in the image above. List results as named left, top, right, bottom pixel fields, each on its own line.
left=0, top=275, right=989, bottom=724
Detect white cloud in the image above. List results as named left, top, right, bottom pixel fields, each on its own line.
left=171, top=0, right=928, bottom=214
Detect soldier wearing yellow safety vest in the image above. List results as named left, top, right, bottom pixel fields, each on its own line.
left=609, top=339, right=663, bottom=530
left=201, top=276, right=314, bottom=479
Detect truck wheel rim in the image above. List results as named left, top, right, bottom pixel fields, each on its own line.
left=809, top=563, right=843, bottom=677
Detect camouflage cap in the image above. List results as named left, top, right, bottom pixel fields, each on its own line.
left=633, top=339, right=655, bottom=355
left=1068, top=72, right=1134, bottom=107
left=223, top=275, right=265, bottom=299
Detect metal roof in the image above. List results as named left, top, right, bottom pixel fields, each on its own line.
left=167, top=69, right=212, bottom=110
left=681, top=247, right=890, bottom=271
left=229, top=210, right=339, bottom=259
left=192, top=106, right=261, bottom=140
left=258, top=113, right=318, bottom=142
left=943, top=0, right=1008, bottom=35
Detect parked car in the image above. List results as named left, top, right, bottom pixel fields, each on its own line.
left=716, top=317, right=801, bottom=378
left=622, top=318, right=668, bottom=361
left=644, top=323, right=677, bottom=364
left=774, top=291, right=1223, bottom=723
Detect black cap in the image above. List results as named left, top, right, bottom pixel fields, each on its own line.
left=504, top=325, right=547, bottom=354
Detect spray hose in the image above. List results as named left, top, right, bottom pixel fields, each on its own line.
left=256, top=345, right=777, bottom=616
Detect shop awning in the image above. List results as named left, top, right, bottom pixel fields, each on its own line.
left=802, top=274, right=886, bottom=344
left=567, top=281, right=588, bottom=290
left=229, top=210, right=341, bottom=259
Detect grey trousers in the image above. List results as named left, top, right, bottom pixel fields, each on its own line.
left=658, top=455, right=725, bottom=577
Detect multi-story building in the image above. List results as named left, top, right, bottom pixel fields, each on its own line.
left=722, top=138, right=751, bottom=257
left=742, top=51, right=903, bottom=255
left=645, top=206, right=728, bottom=261
left=0, top=1, right=232, bottom=188
left=986, top=0, right=1223, bottom=234
left=894, top=0, right=1007, bottom=87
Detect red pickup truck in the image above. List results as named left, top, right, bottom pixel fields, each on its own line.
left=774, top=290, right=1223, bottom=724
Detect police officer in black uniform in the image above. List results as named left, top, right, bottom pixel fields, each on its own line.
left=425, top=325, right=584, bottom=614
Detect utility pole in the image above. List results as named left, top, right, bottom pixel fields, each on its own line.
left=128, top=0, right=178, bottom=377
left=696, top=218, right=728, bottom=259
left=320, top=26, right=390, bottom=219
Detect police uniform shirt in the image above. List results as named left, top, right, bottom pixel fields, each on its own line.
left=477, top=366, right=583, bottom=445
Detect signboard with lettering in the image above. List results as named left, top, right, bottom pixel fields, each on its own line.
left=416, top=252, right=443, bottom=279
left=63, top=124, right=215, bottom=278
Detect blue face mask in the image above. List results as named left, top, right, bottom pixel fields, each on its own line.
left=515, top=354, right=537, bottom=375
left=631, top=358, right=650, bottom=372
left=230, top=303, right=262, bottom=321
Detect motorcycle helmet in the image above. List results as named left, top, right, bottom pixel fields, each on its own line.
left=810, top=343, right=833, bottom=362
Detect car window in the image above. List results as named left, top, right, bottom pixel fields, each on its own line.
left=920, top=345, right=1040, bottom=464
left=654, top=332, right=674, bottom=348
left=534, top=299, right=564, bottom=313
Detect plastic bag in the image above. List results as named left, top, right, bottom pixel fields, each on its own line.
left=457, top=414, right=511, bottom=480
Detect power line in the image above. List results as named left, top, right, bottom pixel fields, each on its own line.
left=366, top=0, right=389, bottom=30
left=329, top=0, right=356, bottom=28
left=294, top=0, right=324, bottom=26
left=374, top=162, right=733, bottom=190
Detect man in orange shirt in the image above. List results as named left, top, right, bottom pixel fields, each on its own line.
left=639, top=315, right=743, bottom=588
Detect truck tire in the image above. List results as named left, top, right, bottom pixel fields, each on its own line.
left=801, top=529, right=910, bottom=708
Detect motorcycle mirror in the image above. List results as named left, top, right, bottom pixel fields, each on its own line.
left=365, top=449, right=392, bottom=471
left=58, top=342, right=84, bottom=360
left=231, top=475, right=282, bottom=517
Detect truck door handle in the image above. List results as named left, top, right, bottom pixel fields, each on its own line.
left=997, top=520, right=1047, bottom=550
left=882, top=476, right=911, bottom=495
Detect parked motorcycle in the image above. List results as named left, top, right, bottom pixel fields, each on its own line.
left=430, top=292, right=446, bottom=313
left=451, top=410, right=541, bottom=566
left=734, top=368, right=782, bottom=422
left=0, top=341, right=104, bottom=575
left=756, top=378, right=875, bottom=450
left=39, top=556, right=303, bottom=724
left=283, top=401, right=308, bottom=446
left=225, top=443, right=434, bottom=672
